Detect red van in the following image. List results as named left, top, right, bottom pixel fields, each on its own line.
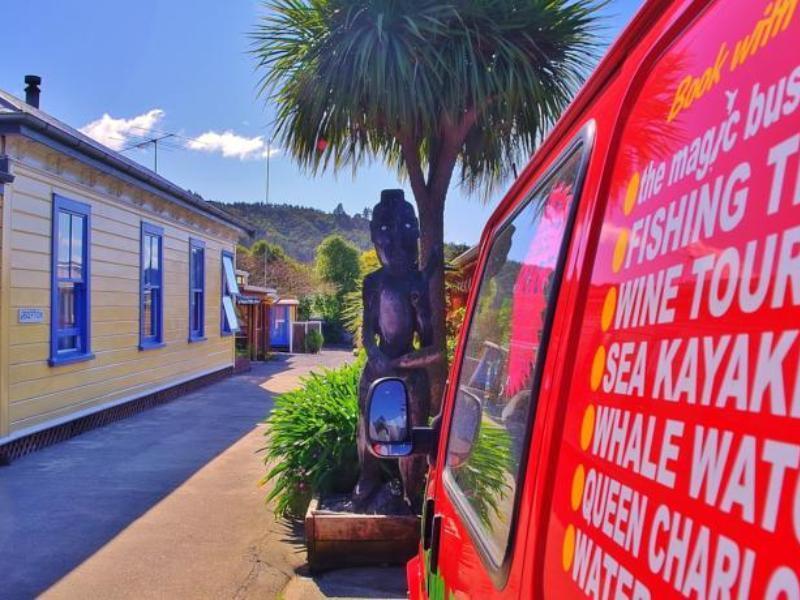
left=365, top=0, right=800, bottom=597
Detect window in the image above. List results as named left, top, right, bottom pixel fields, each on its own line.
left=443, top=138, right=588, bottom=568
left=189, top=238, right=205, bottom=341
left=140, top=222, right=164, bottom=349
left=220, top=250, right=240, bottom=335
left=50, top=195, right=92, bottom=365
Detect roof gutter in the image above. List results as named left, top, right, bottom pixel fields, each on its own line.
left=0, top=113, right=253, bottom=236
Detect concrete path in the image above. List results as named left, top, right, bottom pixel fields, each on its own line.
left=0, top=350, right=405, bottom=599
left=283, top=567, right=407, bottom=600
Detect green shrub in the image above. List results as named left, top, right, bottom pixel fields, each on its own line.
left=260, top=357, right=363, bottom=517
left=452, top=421, right=513, bottom=527
left=297, top=296, right=314, bottom=321
left=305, top=329, right=324, bottom=354
left=235, top=336, right=249, bottom=356
left=313, top=294, right=347, bottom=343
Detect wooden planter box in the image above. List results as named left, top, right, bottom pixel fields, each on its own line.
left=305, top=496, right=420, bottom=572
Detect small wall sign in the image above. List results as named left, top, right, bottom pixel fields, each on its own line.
left=18, top=308, right=45, bottom=324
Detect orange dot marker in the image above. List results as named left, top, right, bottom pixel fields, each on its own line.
left=612, top=229, right=629, bottom=273
left=590, top=346, right=605, bottom=391
left=624, top=172, right=640, bottom=216
left=562, top=524, right=576, bottom=571
left=601, top=286, right=617, bottom=332
left=571, top=465, right=585, bottom=512
left=580, top=405, right=595, bottom=451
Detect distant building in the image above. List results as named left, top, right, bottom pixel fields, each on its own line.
left=0, top=78, right=250, bottom=459
left=448, top=245, right=479, bottom=314
left=235, top=269, right=277, bottom=360
left=270, top=297, right=299, bottom=351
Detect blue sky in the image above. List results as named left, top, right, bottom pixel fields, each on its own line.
left=0, top=0, right=641, bottom=245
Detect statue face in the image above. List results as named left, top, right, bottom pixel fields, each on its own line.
left=371, top=196, right=420, bottom=272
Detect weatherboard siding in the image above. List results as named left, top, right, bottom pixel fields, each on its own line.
left=4, top=161, right=235, bottom=435
left=0, top=187, right=8, bottom=437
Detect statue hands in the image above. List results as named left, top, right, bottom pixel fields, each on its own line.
left=389, top=346, right=444, bottom=370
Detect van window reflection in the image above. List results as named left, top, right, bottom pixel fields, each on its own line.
left=445, top=149, right=583, bottom=563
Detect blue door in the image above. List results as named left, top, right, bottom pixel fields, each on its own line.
left=270, top=305, right=290, bottom=347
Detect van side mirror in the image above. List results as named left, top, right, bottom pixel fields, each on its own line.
left=367, top=377, right=413, bottom=457
left=446, top=388, right=482, bottom=468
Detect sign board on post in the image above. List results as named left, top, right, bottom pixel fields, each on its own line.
left=18, top=308, right=44, bottom=324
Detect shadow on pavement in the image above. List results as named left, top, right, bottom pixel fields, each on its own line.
left=279, top=517, right=308, bottom=555
left=285, top=566, right=408, bottom=600
left=0, top=357, right=293, bottom=600
left=313, top=567, right=408, bottom=599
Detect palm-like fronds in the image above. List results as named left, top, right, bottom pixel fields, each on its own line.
left=252, top=0, right=603, bottom=198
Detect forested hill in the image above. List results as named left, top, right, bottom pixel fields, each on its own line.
left=212, top=201, right=372, bottom=262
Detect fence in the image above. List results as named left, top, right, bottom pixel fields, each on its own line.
left=291, top=320, right=323, bottom=353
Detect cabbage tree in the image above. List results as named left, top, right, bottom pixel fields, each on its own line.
left=252, top=0, right=602, bottom=396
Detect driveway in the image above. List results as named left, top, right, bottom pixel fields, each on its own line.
left=0, top=350, right=396, bottom=599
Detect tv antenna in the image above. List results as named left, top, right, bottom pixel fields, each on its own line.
left=120, top=133, right=177, bottom=173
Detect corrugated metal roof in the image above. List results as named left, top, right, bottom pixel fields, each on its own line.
left=0, top=89, right=253, bottom=235
left=275, top=298, right=300, bottom=305
left=451, top=245, right=479, bottom=269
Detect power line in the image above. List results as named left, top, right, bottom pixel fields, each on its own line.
left=113, top=126, right=279, bottom=177
left=126, top=125, right=212, bottom=148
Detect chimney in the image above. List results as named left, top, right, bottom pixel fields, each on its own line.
left=24, top=75, right=41, bottom=108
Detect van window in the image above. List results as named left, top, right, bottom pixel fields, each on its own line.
left=444, top=140, right=587, bottom=565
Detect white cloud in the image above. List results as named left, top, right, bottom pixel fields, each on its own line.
left=79, top=109, right=165, bottom=151
left=186, top=130, right=279, bottom=160
left=80, top=110, right=278, bottom=161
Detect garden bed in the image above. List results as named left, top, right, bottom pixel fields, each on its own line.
left=305, top=496, right=420, bottom=572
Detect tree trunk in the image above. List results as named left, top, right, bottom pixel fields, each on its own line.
left=417, top=192, right=447, bottom=416
left=401, top=117, right=475, bottom=418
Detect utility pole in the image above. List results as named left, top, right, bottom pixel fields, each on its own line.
left=264, top=138, right=271, bottom=287
left=265, top=138, right=271, bottom=204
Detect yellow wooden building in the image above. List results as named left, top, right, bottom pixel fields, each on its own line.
left=0, top=80, right=250, bottom=459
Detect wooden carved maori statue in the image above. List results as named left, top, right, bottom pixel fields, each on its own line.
left=353, top=189, right=441, bottom=513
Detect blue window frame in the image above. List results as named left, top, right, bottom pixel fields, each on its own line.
left=50, top=194, right=93, bottom=366
left=220, top=249, right=240, bottom=335
left=140, top=222, right=164, bottom=349
left=189, top=238, right=205, bottom=342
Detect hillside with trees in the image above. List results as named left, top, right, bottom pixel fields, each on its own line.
left=212, top=201, right=372, bottom=262
left=236, top=240, right=325, bottom=298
